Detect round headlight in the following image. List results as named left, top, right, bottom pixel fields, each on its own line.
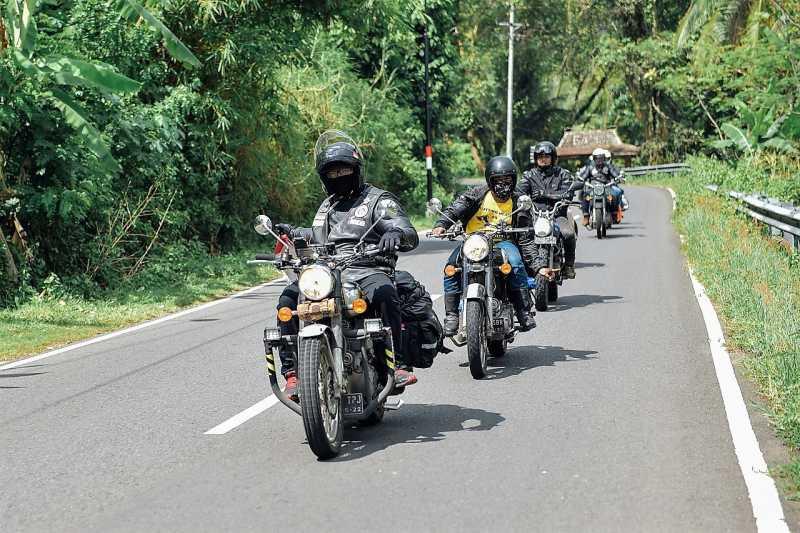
left=298, top=266, right=334, bottom=301
left=463, top=234, right=490, bottom=262
left=534, top=217, right=553, bottom=237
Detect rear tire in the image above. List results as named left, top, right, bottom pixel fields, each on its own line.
left=534, top=273, right=549, bottom=312
left=466, top=300, right=487, bottom=379
left=299, top=337, right=342, bottom=459
left=548, top=281, right=558, bottom=302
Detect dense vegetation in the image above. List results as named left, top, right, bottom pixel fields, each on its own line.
left=1, top=0, right=799, bottom=307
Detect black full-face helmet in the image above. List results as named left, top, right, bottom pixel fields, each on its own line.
left=531, top=141, right=558, bottom=173
left=314, top=130, right=364, bottom=197
left=485, top=156, right=518, bottom=201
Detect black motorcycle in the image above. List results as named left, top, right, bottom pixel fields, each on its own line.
left=583, top=176, right=624, bottom=239
left=530, top=199, right=579, bottom=311
left=427, top=196, right=534, bottom=379
left=250, top=212, right=399, bottom=460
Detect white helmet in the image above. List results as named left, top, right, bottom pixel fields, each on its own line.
left=603, top=149, right=612, bottom=160
left=591, top=147, right=605, bottom=158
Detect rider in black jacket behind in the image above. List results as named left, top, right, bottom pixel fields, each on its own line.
left=273, top=131, right=419, bottom=400
left=517, top=141, right=579, bottom=279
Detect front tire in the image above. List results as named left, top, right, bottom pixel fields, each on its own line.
left=299, top=336, right=342, bottom=459
left=534, top=273, right=549, bottom=312
left=466, top=300, right=487, bottom=379
left=595, top=207, right=603, bottom=239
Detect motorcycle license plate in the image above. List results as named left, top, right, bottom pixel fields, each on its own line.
left=493, top=318, right=505, bottom=329
left=534, top=236, right=557, bottom=245
left=343, top=393, right=364, bottom=415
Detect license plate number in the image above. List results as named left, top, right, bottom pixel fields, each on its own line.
left=534, top=236, right=557, bottom=245
left=493, top=319, right=505, bottom=329
left=343, top=393, right=364, bottom=415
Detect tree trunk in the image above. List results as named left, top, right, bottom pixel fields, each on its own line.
left=0, top=225, right=19, bottom=285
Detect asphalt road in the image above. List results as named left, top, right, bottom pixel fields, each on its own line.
left=1, top=186, right=759, bottom=532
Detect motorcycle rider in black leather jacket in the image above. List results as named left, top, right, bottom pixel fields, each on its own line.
left=273, top=131, right=419, bottom=401
left=517, top=141, right=579, bottom=280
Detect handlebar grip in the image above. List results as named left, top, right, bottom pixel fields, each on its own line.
left=255, top=253, right=275, bottom=261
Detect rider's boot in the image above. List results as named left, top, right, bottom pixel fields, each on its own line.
left=582, top=213, right=590, bottom=226
left=509, top=289, right=536, bottom=332
left=443, top=292, right=460, bottom=336
left=394, top=366, right=418, bottom=388
left=562, top=264, right=576, bottom=279
left=283, top=371, right=299, bottom=403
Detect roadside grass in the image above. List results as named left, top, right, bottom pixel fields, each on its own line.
left=632, top=155, right=800, bottom=496
left=0, top=249, right=278, bottom=363
left=411, top=213, right=437, bottom=231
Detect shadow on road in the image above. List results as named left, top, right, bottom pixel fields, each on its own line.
left=0, top=371, right=47, bottom=378
left=602, top=233, right=647, bottom=239
left=485, top=344, right=598, bottom=380
left=329, top=403, right=505, bottom=461
left=574, top=261, right=605, bottom=268
left=546, top=294, right=623, bottom=311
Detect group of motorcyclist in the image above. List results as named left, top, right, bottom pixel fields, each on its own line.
left=270, top=131, right=628, bottom=399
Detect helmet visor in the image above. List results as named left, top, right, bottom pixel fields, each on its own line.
left=314, top=130, right=363, bottom=162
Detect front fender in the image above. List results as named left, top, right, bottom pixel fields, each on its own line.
left=466, top=283, right=486, bottom=300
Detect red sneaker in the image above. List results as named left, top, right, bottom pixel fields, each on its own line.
left=394, top=368, right=418, bottom=388
left=284, top=371, right=299, bottom=403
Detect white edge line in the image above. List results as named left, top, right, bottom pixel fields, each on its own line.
left=205, top=395, right=280, bottom=435
left=689, top=271, right=789, bottom=533
left=0, top=275, right=289, bottom=372
left=673, top=186, right=788, bottom=532
left=667, top=187, right=677, bottom=211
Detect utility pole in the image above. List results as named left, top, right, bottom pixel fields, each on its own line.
left=423, top=0, right=433, bottom=200
left=498, top=1, right=524, bottom=158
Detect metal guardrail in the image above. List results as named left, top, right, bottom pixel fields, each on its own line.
left=623, top=163, right=691, bottom=176
left=706, top=184, right=800, bottom=250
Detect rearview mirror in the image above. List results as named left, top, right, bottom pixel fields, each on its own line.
left=253, top=215, right=273, bottom=236
left=427, top=197, right=443, bottom=216
left=517, top=195, right=533, bottom=211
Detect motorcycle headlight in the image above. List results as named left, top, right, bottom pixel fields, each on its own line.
left=463, top=234, right=490, bottom=262
left=298, top=266, right=334, bottom=301
left=593, top=185, right=605, bottom=196
left=534, top=217, right=553, bottom=237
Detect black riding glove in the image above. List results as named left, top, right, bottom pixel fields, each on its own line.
left=531, top=189, right=545, bottom=200
left=378, top=230, right=403, bottom=253
left=560, top=191, right=574, bottom=200
left=274, top=223, right=294, bottom=237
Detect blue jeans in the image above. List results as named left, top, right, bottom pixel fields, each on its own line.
left=443, top=240, right=527, bottom=294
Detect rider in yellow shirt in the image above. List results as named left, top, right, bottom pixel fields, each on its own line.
left=431, top=156, right=537, bottom=335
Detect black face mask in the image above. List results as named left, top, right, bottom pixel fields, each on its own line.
left=322, top=174, right=359, bottom=196
left=491, top=178, right=514, bottom=201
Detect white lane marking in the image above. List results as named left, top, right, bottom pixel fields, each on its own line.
left=690, top=271, right=789, bottom=532
left=673, top=185, right=787, bottom=532
left=205, top=395, right=280, bottom=435
left=0, top=276, right=289, bottom=371
left=667, top=187, right=677, bottom=211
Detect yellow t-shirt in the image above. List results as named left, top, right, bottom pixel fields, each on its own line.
left=466, top=193, right=512, bottom=234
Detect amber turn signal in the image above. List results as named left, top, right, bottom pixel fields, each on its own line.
left=499, top=263, right=512, bottom=275
left=444, top=265, right=457, bottom=277
left=351, top=298, right=368, bottom=314
left=277, top=307, right=294, bottom=322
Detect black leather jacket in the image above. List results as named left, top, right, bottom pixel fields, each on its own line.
left=433, top=185, right=537, bottom=272
left=289, top=184, right=418, bottom=276
left=577, top=162, right=621, bottom=183
left=517, top=166, right=577, bottom=219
